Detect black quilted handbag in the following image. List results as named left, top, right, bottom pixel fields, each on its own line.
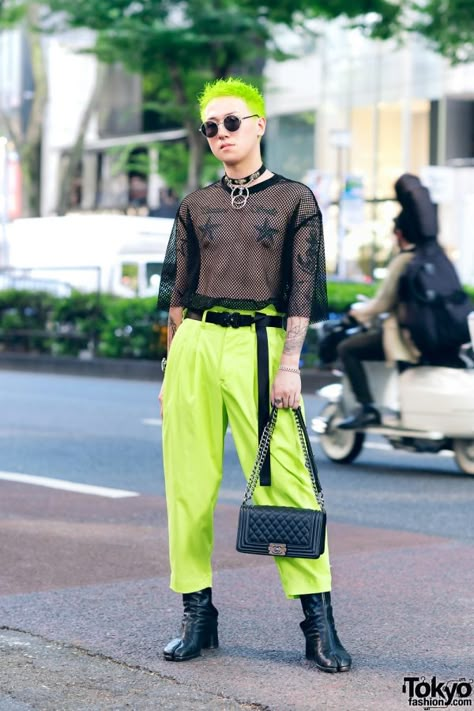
left=236, top=406, right=326, bottom=559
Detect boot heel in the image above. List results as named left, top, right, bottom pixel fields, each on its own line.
left=164, top=588, right=219, bottom=662
left=300, top=592, right=352, bottom=673
left=202, top=625, right=219, bottom=649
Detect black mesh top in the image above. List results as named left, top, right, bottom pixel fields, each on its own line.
left=157, top=174, right=328, bottom=323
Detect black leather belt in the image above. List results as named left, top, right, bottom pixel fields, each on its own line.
left=186, top=309, right=284, bottom=486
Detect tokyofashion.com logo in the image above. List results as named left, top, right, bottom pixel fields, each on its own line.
left=402, top=676, right=473, bottom=707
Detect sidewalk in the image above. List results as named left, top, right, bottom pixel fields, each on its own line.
left=0, top=629, right=259, bottom=711
left=1, top=495, right=472, bottom=711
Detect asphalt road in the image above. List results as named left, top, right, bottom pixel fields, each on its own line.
left=1, top=370, right=471, bottom=535
left=0, top=371, right=473, bottom=711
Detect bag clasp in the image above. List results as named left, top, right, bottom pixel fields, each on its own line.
left=268, top=542, right=287, bottom=556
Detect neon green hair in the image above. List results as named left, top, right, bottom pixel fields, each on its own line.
left=198, top=77, right=265, bottom=120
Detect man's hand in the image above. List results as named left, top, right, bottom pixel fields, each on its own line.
left=348, top=307, right=361, bottom=321
left=271, top=369, right=301, bottom=409
left=159, top=305, right=183, bottom=418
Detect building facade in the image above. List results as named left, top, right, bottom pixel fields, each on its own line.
left=264, top=22, right=474, bottom=284
left=1, top=20, right=473, bottom=284
left=0, top=26, right=184, bottom=220
left=40, top=29, right=185, bottom=217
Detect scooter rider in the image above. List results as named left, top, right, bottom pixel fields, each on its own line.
left=337, top=212, right=420, bottom=430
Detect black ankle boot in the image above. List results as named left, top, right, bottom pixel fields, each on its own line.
left=163, top=588, right=218, bottom=662
left=337, top=404, right=380, bottom=430
left=300, top=592, right=352, bottom=673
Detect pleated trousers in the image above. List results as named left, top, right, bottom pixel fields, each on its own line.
left=162, top=306, right=331, bottom=598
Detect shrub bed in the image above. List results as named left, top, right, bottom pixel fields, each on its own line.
left=0, top=289, right=168, bottom=360
left=1, top=282, right=472, bottom=365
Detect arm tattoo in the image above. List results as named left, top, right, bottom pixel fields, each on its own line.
left=283, top=317, right=309, bottom=355
left=167, top=307, right=183, bottom=350
left=169, top=316, right=179, bottom=338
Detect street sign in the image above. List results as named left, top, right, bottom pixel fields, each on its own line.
left=340, top=174, right=365, bottom=227
left=330, top=129, right=351, bottom=148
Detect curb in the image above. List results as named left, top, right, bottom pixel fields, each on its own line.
left=0, top=352, right=339, bottom=393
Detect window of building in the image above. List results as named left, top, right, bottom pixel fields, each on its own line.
left=265, top=112, right=315, bottom=181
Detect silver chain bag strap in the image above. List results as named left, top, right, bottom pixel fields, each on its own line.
left=236, top=406, right=326, bottom=559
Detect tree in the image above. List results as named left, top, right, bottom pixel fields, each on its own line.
left=410, top=0, right=473, bottom=64
left=1, top=2, right=113, bottom=215
left=2, top=1, right=471, bottom=209
left=44, top=0, right=401, bottom=193
left=109, top=139, right=221, bottom=202
left=56, top=65, right=107, bottom=215
left=0, top=2, right=47, bottom=216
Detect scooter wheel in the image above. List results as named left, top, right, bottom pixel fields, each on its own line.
left=318, top=403, right=365, bottom=464
left=453, top=439, right=474, bottom=475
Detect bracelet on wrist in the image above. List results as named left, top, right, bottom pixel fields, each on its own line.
left=279, top=365, right=300, bottom=374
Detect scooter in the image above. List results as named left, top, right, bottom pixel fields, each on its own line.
left=311, top=315, right=474, bottom=475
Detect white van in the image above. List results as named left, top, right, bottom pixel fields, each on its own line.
left=2, top=214, right=174, bottom=297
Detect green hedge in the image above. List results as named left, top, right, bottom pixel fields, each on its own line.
left=1, top=282, right=473, bottom=363
left=326, top=281, right=377, bottom=314
left=96, top=296, right=167, bottom=359
left=0, top=289, right=168, bottom=359
left=327, top=282, right=474, bottom=312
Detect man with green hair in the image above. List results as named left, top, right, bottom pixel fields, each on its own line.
left=158, top=77, right=351, bottom=673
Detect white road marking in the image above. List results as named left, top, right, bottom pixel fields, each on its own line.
left=0, top=471, right=139, bottom=498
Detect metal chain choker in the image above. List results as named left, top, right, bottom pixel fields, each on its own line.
left=224, top=164, right=266, bottom=209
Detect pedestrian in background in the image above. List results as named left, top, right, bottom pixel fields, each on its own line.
left=157, top=77, right=351, bottom=673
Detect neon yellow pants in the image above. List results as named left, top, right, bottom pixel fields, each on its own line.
left=162, top=306, right=331, bottom=598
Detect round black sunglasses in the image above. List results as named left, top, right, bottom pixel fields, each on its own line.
left=199, top=114, right=258, bottom=138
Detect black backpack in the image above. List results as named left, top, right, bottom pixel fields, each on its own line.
left=394, top=174, right=438, bottom=241
left=398, top=242, right=473, bottom=357
left=401, top=185, right=438, bottom=241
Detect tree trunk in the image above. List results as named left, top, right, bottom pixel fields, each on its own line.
left=22, top=3, right=48, bottom=216
left=19, top=141, right=41, bottom=219
left=166, top=64, right=205, bottom=193
left=56, top=64, right=105, bottom=215
left=186, top=126, right=204, bottom=193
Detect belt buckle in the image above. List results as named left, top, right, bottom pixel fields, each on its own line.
left=223, top=312, right=241, bottom=328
